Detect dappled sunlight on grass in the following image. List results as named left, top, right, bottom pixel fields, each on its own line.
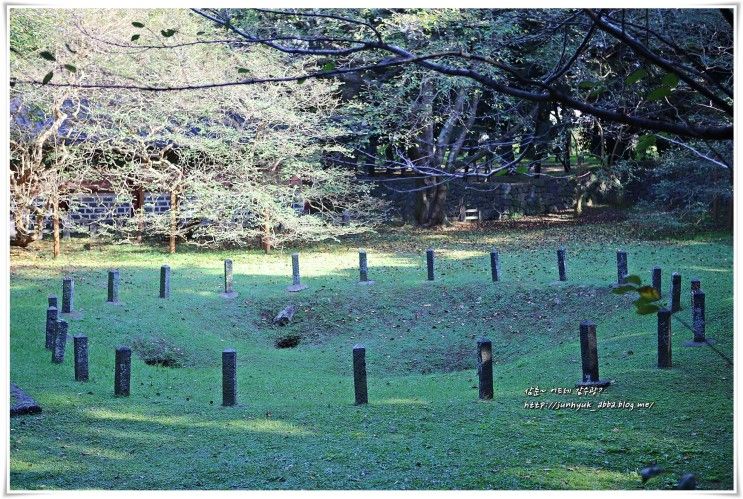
left=10, top=457, right=84, bottom=474
left=375, top=397, right=430, bottom=406
left=85, top=408, right=314, bottom=436
left=686, top=266, right=732, bottom=273
left=507, top=464, right=638, bottom=489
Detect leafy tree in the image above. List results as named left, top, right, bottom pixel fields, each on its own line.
left=10, top=8, right=387, bottom=252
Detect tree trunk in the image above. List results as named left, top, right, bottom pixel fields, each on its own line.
left=415, top=177, right=448, bottom=227
left=34, top=213, right=44, bottom=240
left=52, top=198, right=60, bottom=258
left=563, top=131, right=572, bottom=173
left=169, top=190, right=177, bottom=254
left=262, top=208, right=271, bottom=254
left=134, top=187, right=144, bottom=243
left=10, top=209, right=36, bottom=247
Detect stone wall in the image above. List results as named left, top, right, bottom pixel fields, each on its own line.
left=373, top=176, right=577, bottom=222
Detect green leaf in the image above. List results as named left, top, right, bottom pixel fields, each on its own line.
left=322, top=61, right=336, bottom=71
left=612, top=285, right=637, bottom=295
left=515, top=165, right=528, bottom=175
left=661, top=73, right=680, bottom=88
left=131, top=34, right=141, bottom=41
left=647, top=86, right=672, bottom=101
left=63, top=64, right=76, bottom=73
left=160, top=29, right=176, bottom=38
left=578, top=80, right=596, bottom=89
left=39, top=51, right=56, bottom=61
left=196, top=31, right=205, bottom=35
left=636, top=134, right=657, bottom=156
left=625, top=68, right=648, bottom=85
left=42, top=71, right=53, bottom=85
left=237, top=68, right=249, bottom=74
left=637, top=286, right=661, bottom=301
left=635, top=302, right=660, bottom=315
left=624, top=274, right=642, bottom=285
left=494, top=168, right=509, bottom=177
left=296, top=77, right=307, bottom=84
left=132, top=21, right=145, bottom=28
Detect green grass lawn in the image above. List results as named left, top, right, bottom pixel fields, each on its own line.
left=9, top=218, right=734, bottom=490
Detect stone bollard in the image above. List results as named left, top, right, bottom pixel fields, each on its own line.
left=652, top=267, right=662, bottom=296
left=576, top=321, right=610, bottom=387
left=62, top=277, right=74, bottom=314
left=52, top=319, right=68, bottom=364
left=48, top=295, right=58, bottom=308
left=557, top=247, right=567, bottom=281
left=353, top=344, right=368, bottom=405
left=74, top=335, right=89, bottom=381
left=107, top=269, right=120, bottom=303
left=690, top=278, right=701, bottom=308
left=426, top=248, right=435, bottom=281
left=45, top=306, right=58, bottom=350
left=477, top=338, right=494, bottom=400
left=222, top=260, right=237, bottom=298
left=685, top=290, right=715, bottom=346
left=159, top=265, right=171, bottom=299
left=657, top=308, right=672, bottom=368
left=671, top=272, right=681, bottom=313
left=358, top=249, right=374, bottom=285
left=287, top=253, right=308, bottom=292
left=222, top=349, right=237, bottom=406
left=114, top=346, right=132, bottom=396
left=490, top=249, right=500, bottom=282
left=616, top=250, right=628, bottom=285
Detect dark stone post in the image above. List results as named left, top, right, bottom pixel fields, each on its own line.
left=358, top=249, right=369, bottom=283
left=353, top=344, right=368, bottom=405
left=616, top=250, right=628, bottom=284
left=107, top=269, right=120, bottom=303
left=692, top=290, right=705, bottom=342
left=657, top=308, right=672, bottom=369
left=292, top=253, right=301, bottom=285
left=287, top=253, right=308, bottom=292
left=557, top=247, right=567, bottom=281
left=52, top=319, right=68, bottom=363
left=222, top=349, right=237, bottom=406
left=690, top=278, right=701, bottom=308
left=490, top=249, right=500, bottom=282
left=48, top=295, right=58, bottom=308
left=684, top=290, right=715, bottom=346
left=74, top=335, right=89, bottom=381
left=477, top=338, right=494, bottom=400
left=224, top=259, right=234, bottom=294
left=159, top=265, right=170, bottom=298
left=114, top=346, right=131, bottom=396
left=652, top=267, right=662, bottom=295
left=576, top=321, right=610, bottom=387
left=426, top=248, right=435, bottom=281
left=62, top=277, right=74, bottom=313
left=671, top=272, right=681, bottom=312
left=45, top=306, right=58, bottom=350
left=221, top=259, right=237, bottom=297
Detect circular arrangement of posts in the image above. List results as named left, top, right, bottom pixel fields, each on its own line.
left=37, top=247, right=720, bottom=408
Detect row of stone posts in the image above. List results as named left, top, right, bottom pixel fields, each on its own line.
left=46, top=294, right=89, bottom=381
left=59, top=250, right=708, bottom=307
left=57, top=247, right=620, bottom=306
left=43, top=300, right=714, bottom=403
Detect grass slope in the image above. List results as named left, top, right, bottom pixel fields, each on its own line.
left=9, top=221, right=733, bottom=490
